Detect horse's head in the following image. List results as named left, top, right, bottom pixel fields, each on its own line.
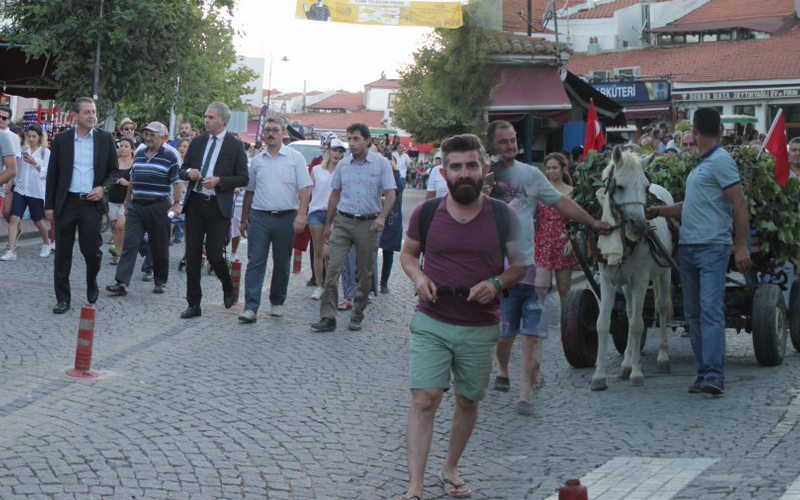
left=603, top=146, right=654, bottom=241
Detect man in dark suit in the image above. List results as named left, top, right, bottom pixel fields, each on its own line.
left=45, top=97, right=120, bottom=314
left=178, top=101, right=249, bottom=318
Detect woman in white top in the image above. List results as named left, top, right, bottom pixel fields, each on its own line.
left=308, top=138, right=345, bottom=300
left=1, top=125, right=50, bottom=261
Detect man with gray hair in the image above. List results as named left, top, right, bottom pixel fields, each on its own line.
left=238, top=118, right=312, bottom=322
left=106, top=121, right=182, bottom=296
left=178, top=102, right=249, bottom=319
left=789, top=137, right=800, bottom=180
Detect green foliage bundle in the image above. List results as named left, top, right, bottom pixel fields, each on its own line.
left=569, top=147, right=800, bottom=269
left=0, top=0, right=256, bottom=125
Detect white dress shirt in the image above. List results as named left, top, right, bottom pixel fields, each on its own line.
left=198, top=130, right=226, bottom=196
left=247, top=144, right=312, bottom=211
left=69, top=129, right=95, bottom=194
left=14, top=146, right=49, bottom=199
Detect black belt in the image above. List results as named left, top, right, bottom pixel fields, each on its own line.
left=193, top=193, right=216, bottom=202
left=133, top=197, right=169, bottom=206
left=67, top=192, right=92, bottom=200
left=338, top=211, right=378, bottom=221
left=262, top=209, right=296, bottom=217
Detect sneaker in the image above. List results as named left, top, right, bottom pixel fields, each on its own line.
left=142, top=272, right=153, bottom=282
left=306, top=277, right=317, bottom=287
left=238, top=310, right=257, bottom=323
left=700, top=378, right=724, bottom=395
left=310, top=287, right=323, bottom=300
left=380, top=283, right=389, bottom=294
left=270, top=305, right=284, bottom=317
left=338, top=299, right=352, bottom=310
left=516, top=401, right=533, bottom=416
left=687, top=376, right=704, bottom=394
left=40, top=244, right=52, bottom=258
left=50, top=241, right=56, bottom=251
left=0, top=249, right=16, bottom=261
left=348, top=318, right=363, bottom=331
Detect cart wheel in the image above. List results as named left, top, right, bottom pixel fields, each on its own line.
left=752, top=284, right=787, bottom=366
left=561, top=288, right=598, bottom=368
left=609, top=301, right=647, bottom=355
left=789, top=281, right=800, bottom=351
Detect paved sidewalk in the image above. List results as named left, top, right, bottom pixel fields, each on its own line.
left=1, top=210, right=800, bottom=499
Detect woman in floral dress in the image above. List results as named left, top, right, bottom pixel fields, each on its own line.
left=535, top=152, right=577, bottom=304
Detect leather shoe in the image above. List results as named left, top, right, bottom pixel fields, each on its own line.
left=87, top=287, right=99, bottom=304
left=223, top=288, right=235, bottom=309
left=180, top=305, right=201, bottom=319
left=311, top=317, right=336, bottom=332
left=152, top=284, right=165, bottom=294
left=53, top=301, right=70, bottom=314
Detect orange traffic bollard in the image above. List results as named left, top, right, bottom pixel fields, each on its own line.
left=66, top=304, right=100, bottom=379
left=292, top=249, right=303, bottom=274
left=559, top=479, right=588, bottom=500
left=231, top=259, right=242, bottom=304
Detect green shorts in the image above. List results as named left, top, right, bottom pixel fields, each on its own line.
left=408, top=311, right=500, bottom=402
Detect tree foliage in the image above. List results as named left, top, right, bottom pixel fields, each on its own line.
left=393, top=2, right=493, bottom=143
left=0, top=0, right=256, bottom=126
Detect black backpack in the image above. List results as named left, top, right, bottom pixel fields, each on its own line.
left=417, top=196, right=512, bottom=265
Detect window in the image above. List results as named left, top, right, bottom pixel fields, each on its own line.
left=591, top=70, right=610, bottom=81
left=702, top=33, right=718, bottom=42
left=387, top=93, right=396, bottom=109
left=719, top=32, right=731, bottom=41
left=658, top=34, right=670, bottom=45
left=672, top=34, right=685, bottom=43
left=770, top=105, right=800, bottom=141
left=733, top=105, right=755, bottom=117
left=686, top=34, right=699, bottom=43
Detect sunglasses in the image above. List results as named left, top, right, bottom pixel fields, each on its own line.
left=0, top=116, right=9, bottom=121
left=436, top=285, right=471, bottom=299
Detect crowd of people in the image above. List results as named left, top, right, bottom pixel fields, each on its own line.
left=4, top=96, right=799, bottom=500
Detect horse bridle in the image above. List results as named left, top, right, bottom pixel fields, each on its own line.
left=604, top=165, right=651, bottom=231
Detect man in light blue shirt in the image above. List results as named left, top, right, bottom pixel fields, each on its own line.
left=648, top=107, right=751, bottom=395
left=311, top=123, right=396, bottom=332
left=238, top=118, right=312, bottom=322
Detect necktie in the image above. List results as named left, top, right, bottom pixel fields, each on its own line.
left=196, top=136, right=217, bottom=192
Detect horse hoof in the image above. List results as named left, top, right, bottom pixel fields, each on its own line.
left=631, top=375, right=644, bottom=386
left=591, top=379, right=608, bottom=391
left=656, top=361, right=671, bottom=374
left=620, top=367, right=632, bottom=380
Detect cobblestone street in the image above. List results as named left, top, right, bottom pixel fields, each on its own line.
left=2, top=191, right=800, bottom=499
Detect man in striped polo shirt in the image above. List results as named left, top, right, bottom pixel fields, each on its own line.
left=106, top=121, right=182, bottom=295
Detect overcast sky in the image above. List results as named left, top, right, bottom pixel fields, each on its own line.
left=231, top=0, right=435, bottom=94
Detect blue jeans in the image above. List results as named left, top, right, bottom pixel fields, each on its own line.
left=679, top=244, right=729, bottom=382
left=244, top=210, right=296, bottom=311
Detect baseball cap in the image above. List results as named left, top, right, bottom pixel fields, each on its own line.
left=142, top=121, right=168, bottom=136
left=329, top=138, right=345, bottom=150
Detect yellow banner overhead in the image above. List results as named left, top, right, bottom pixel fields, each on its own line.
left=295, top=0, right=463, bottom=29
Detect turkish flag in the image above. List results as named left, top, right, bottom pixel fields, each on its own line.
left=763, top=109, right=790, bottom=186
left=584, top=98, right=606, bottom=156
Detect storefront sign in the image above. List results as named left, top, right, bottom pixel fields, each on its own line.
left=675, top=87, right=800, bottom=101
left=592, top=81, right=670, bottom=103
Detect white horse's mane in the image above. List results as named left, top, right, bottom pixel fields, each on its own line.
left=601, top=149, right=641, bottom=181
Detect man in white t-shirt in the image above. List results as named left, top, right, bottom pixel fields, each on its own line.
left=425, top=155, right=448, bottom=199
left=0, top=105, right=21, bottom=220
left=392, top=143, right=411, bottom=181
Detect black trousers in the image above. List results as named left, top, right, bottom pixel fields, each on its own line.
left=115, top=198, right=171, bottom=286
left=184, top=195, right=232, bottom=307
left=53, top=195, right=103, bottom=304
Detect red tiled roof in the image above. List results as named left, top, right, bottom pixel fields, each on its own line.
left=276, top=92, right=303, bottom=100
left=674, top=0, right=795, bottom=24
left=365, top=77, right=401, bottom=89
left=566, top=30, right=800, bottom=82
left=503, top=0, right=573, bottom=33
left=306, top=92, right=364, bottom=111
left=567, top=0, right=673, bottom=19
left=307, top=90, right=323, bottom=96
left=288, top=110, right=385, bottom=130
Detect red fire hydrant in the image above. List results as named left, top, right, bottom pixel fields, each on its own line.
left=230, top=259, right=242, bottom=304
left=559, top=479, right=588, bottom=500
left=66, top=304, right=100, bottom=379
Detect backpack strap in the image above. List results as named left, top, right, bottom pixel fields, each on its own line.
left=417, top=197, right=441, bottom=254
left=489, top=198, right=511, bottom=262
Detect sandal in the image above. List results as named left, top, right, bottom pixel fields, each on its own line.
left=105, top=283, right=128, bottom=296
left=110, top=257, right=118, bottom=265
left=438, top=473, right=471, bottom=498
left=394, top=496, right=422, bottom=500
left=338, top=299, right=352, bottom=310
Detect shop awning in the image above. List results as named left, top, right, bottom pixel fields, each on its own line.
left=0, top=43, right=58, bottom=100
left=622, top=104, right=671, bottom=120
left=484, top=66, right=572, bottom=124
left=563, top=71, right=627, bottom=126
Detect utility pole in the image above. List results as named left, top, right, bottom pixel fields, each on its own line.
left=527, top=0, right=532, bottom=36
left=91, top=0, right=105, bottom=100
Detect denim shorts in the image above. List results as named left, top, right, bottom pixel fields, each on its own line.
left=408, top=311, right=499, bottom=402
left=308, top=209, right=327, bottom=226
left=500, top=283, right=548, bottom=338
left=11, top=192, right=45, bottom=222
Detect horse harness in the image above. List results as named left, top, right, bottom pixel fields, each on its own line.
left=602, top=165, right=679, bottom=269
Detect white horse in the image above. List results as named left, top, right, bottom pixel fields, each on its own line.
left=591, top=146, right=675, bottom=391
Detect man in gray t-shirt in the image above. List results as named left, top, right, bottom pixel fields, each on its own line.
left=487, top=120, right=609, bottom=415
left=0, top=116, right=18, bottom=195
left=647, top=108, right=750, bottom=396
